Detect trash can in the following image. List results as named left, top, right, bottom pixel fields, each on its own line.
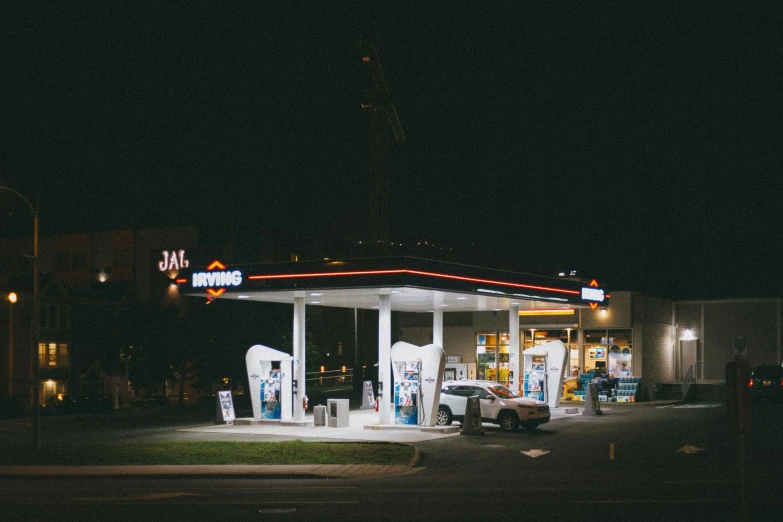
left=326, top=398, right=349, bottom=428
left=313, top=405, right=327, bottom=426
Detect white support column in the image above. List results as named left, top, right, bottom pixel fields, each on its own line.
left=293, top=295, right=306, bottom=421
left=509, top=305, right=520, bottom=392
left=433, top=308, right=444, bottom=349
left=378, top=293, right=392, bottom=424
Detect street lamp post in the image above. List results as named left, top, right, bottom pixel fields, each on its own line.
left=0, top=186, right=40, bottom=450
left=7, top=292, right=17, bottom=398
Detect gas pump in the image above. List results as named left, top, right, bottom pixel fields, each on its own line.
left=245, top=345, right=294, bottom=422
left=521, top=340, right=569, bottom=408
left=523, top=353, right=547, bottom=402
left=393, top=360, right=420, bottom=425
left=260, top=368, right=282, bottom=419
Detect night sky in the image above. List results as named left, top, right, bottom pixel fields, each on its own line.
left=1, top=3, right=781, bottom=300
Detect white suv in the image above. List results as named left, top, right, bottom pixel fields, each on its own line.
left=436, top=380, right=550, bottom=431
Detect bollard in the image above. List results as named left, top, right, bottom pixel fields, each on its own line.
left=583, top=383, right=603, bottom=416
left=313, top=405, right=327, bottom=426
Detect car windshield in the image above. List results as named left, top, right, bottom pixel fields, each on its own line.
left=488, top=384, right=520, bottom=399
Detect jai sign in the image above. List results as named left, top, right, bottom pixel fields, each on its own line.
left=158, top=250, right=189, bottom=272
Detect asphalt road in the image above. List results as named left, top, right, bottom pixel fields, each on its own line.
left=2, top=400, right=782, bottom=521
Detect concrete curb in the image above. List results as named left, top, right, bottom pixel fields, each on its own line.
left=408, top=446, right=421, bottom=469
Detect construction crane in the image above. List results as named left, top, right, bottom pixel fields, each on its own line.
left=358, top=35, right=405, bottom=244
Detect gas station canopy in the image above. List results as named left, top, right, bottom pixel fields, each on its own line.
left=176, top=256, right=609, bottom=425
left=176, top=256, right=609, bottom=312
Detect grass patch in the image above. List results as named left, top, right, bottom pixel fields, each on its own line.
left=0, top=441, right=415, bottom=466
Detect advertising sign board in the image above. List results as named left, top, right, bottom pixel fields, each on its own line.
left=219, top=391, right=236, bottom=423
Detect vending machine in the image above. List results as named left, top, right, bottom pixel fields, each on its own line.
left=393, top=360, right=420, bottom=425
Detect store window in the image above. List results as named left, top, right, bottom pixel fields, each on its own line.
left=583, top=329, right=632, bottom=376
left=476, top=332, right=510, bottom=385
left=523, top=329, right=578, bottom=376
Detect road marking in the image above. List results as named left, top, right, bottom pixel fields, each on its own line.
left=76, top=499, right=358, bottom=505
left=77, top=492, right=206, bottom=501
left=671, top=404, right=721, bottom=409
left=657, top=404, right=720, bottom=409
left=573, top=499, right=732, bottom=504
left=676, top=445, right=705, bottom=454
left=209, top=486, right=358, bottom=491
left=609, top=443, right=614, bottom=460
left=521, top=449, right=551, bottom=458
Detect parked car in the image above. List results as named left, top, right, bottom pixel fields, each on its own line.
left=749, top=364, right=783, bottom=402
left=436, top=380, right=550, bottom=431
left=41, top=393, right=77, bottom=415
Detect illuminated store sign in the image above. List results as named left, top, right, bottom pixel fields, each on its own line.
left=192, top=260, right=242, bottom=301
left=158, top=250, right=189, bottom=272
left=192, top=270, right=243, bottom=288
left=581, top=287, right=605, bottom=303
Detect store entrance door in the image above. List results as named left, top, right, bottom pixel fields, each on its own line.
left=476, top=332, right=509, bottom=385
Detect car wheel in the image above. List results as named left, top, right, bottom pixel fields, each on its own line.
left=436, top=406, right=453, bottom=426
left=498, top=411, right=519, bottom=432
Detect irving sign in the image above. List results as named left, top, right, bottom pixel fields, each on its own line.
left=191, top=260, right=243, bottom=301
